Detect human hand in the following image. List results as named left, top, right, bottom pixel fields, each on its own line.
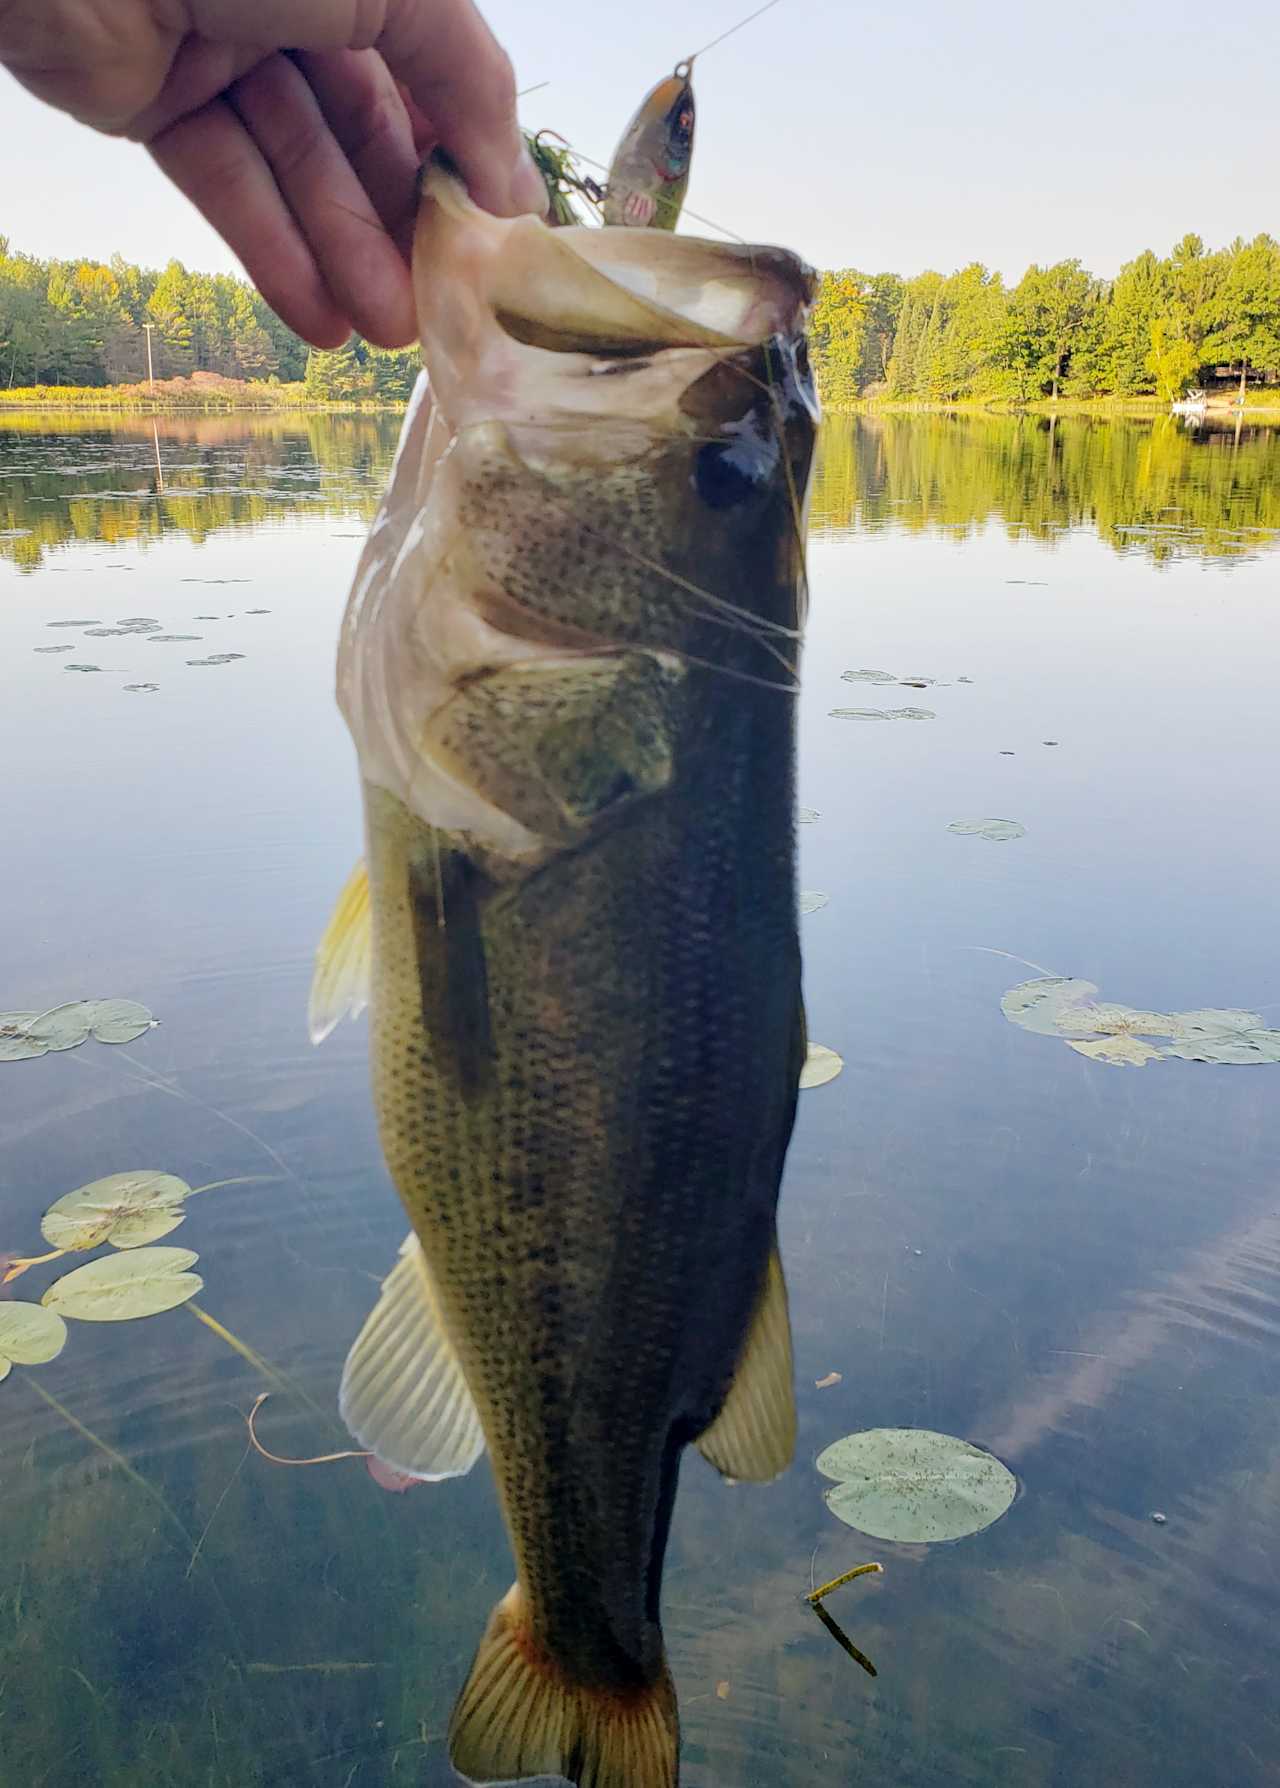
left=0, top=0, right=546, bottom=348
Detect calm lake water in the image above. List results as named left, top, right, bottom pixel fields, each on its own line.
left=2, top=409, right=1279, bottom=1788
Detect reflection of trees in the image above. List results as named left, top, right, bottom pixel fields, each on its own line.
left=810, top=415, right=1280, bottom=562
left=0, top=414, right=402, bottom=572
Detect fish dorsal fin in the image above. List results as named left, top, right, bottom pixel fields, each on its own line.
left=308, top=860, right=371, bottom=1044
left=339, top=1233, right=486, bottom=1480
left=695, top=1244, right=796, bottom=1483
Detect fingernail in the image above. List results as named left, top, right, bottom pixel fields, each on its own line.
left=510, top=141, right=549, bottom=218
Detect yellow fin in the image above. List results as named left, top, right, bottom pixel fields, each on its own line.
left=339, top=1234, right=485, bottom=1480
left=449, top=1582, right=678, bottom=1788
left=308, top=860, right=371, bottom=1045
left=695, top=1244, right=796, bottom=1483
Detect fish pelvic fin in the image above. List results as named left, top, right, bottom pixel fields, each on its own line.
left=449, top=1583, right=679, bottom=1788
left=339, top=1233, right=485, bottom=1480
left=308, top=860, right=371, bottom=1044
left=695, top=1243, right=796, bottom=1484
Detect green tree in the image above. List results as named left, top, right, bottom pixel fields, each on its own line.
left=1201, top=234, right=1280, bottom=397
left=809, top=269, right=868, bottom=405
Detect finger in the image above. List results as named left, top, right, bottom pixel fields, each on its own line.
left=376, top=0, right=546, bottom=217
left=229, top=53, right=417, bottom=349
left=126, top=36, right=266, bottom=141
left=149, top=97, right=352, bottom=349
left=293, top=49, right=420, bottom=255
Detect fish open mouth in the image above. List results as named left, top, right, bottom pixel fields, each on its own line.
left=413, top=155, right=815, bottom=395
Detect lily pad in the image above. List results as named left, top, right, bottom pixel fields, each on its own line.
left=841, top=668, right=897, bottom=684
left=830, top=707, right=889, bottom=720
left=800, top=891, right=830, bottom=915
left=34, top=645, right=76, bottom=654
left=798, top=808, right=820, bottom=824
left=41, top=1172, right=191, bottom=1252
left=800, top=1044, right=844, bottom=1090
left=0, top=1302, right=69, bottom=1367
left=147, top=635, right=202, bottom=643
left=24, top=1002, right=94, bottom=1053
left=64, top=664, right=104, bottom=673
left=46, top=619, right=100, bottom=628
left=1067, top=1035, right=1162, bottom=1068
left=816, top=1427, right=1017, bottom=1543
left=83, top=627, right=129, bottom=637
left=44, top=1247, right=202, bottom=1322
left=0, top=1013, right=48, bottom=1063
left=948, top=818, right=1026, bottom=842
left=186, top=654, right=245, bottom=666
left=1162, top=1017, right=1280, bottom=1065
left=116, top=618, right=160, bottom=631
left=87, top=999, right=155, bottom=1043
left=888, top=707, right=936, bottom=720
left=1000, top=977, right=1100, bottom=1039
left=124, top=683, right=159, bottom=694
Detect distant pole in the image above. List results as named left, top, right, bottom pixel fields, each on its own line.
left=143, top=322, right=156, bottom=395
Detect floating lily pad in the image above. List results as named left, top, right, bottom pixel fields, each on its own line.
left=187, top=654, right=245, bottom=666
left=41, top=1172, right=191, bottom=1252
left=44, top=1247, right=203, bottom=1322
left=1162, top=1016, right=1280, bottom=1065
left=830, top=706, right=935, bottom=721
left=0, top=1302, right=68, bottom=1368
left=83, top=627, right=129, bottom=637
left=841, top=668, right=897, bottom=684
left=800, top=1044, right=844, bottom=1090
left=898, top=676, right=935, bottom=688
left=1000, top=977, right=1100, bottom=1039
left=816, top=1428, right=1017, bottom=1543
left=948, top=818, right=1026, bottom=842
left=800, top=891, right=830, bottom=915
left=124, top=683, right=159, bottom=694
left=116, top=618, right=160, bottom=631
left=47, top=619, right=100, bottom=628
left=147, top=635, right=202, bottom=644
left=24, top=1002, right=94, bottom=1053
left=64, top=664, right=104, bottom=673
left=798, top=808, right=820, bottom=824
left=245, top=608, right=271, bottom=615
left=34, top=645, right=76, bottom=654
left=1067, top=1035, right=1162, bottom=1067
left=890, top=707, right=936, bottom=720
left=87, top=999, right=155, bottom=1043
left=0, top=1013, right=47, bottom=1063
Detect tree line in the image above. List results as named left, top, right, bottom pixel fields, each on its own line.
left=811, top=233, right=1280, bottom=405
left=0, top=237, right=418, bottom=399
left=5, top=228, right=1278, bottom=409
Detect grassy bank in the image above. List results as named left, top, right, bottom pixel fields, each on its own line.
left=0, top=373, right=404, bottom=412
left=826, top=392, right=1280, bottom=418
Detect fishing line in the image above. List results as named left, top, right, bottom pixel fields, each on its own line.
left=678, top=0, right=787, bottom=70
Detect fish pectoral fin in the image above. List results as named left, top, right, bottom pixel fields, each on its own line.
left=695, top=1243, right=796, bottom=1484
left=449, top=1582, right=678, bottom=1788
left=308, top=860, right=372, bottom=1044
left=339, top=1233, right=485, bottom=1480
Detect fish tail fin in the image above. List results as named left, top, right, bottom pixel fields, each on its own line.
left=449, top=1583, right=679, bottom=1788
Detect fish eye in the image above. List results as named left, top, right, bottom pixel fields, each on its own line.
left=695, top=442, right=760, bottom=509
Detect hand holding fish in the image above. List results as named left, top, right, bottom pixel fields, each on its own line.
left=0, top=0, right=546, bottom=348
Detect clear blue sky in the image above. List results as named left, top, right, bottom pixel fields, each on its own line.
left=2, top=0, right=1277, bottom=284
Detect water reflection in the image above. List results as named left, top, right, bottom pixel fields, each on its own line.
left=2, top=415, right=1280, bottom=1788
left=811, top=413, right=1280, bottom=561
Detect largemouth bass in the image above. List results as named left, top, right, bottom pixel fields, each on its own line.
left=602, top=67, right=695, bottom=229
left=311, top=156, right=817, bottom=1788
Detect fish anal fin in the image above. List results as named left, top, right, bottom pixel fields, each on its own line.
left=449, top=1582, right=678, bottom=1788
left=339, top=1233, right=485, bottom=1480
left=308, top=860, right=371, bottom=1044
left=695, top=1244, right=796, bottom=1484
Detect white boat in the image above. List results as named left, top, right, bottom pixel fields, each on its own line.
left=1170, top=388, right=1207, bottom=416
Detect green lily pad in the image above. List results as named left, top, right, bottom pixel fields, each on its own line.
left=1000, top=977, right=1100, bottom=1039
left=800, top=891, right=830, bottom=915
left=187, top=653, right=245, bottom=666
left=1067, top=1035, right=1162, bottom=1067
left=798, top=808, right=820, bottom=824
left=948, top=818, right=1026, bottom=842
left=41, top=1172, right=191, bottom=1252
left=816, top=1428, right=1017, bottom=1543
left=24, top=1002, right=94, bottom=1053
left=800, top=1044, right=844, bottom=1090
left=1162, top=1018, right=1280, bottom=1065
left=830, top=707, right=890, bottom=719
left=841, top=668, right=897, bottom=684
left=64, top=664, right=104, bottom=673
left=0, top=1302, right=69, bottom=1366
left=0, top=1013, right=48, bottom=1062
left=44, top=1247, right=203, bottom=1322
left=87, top=999, right=155, bottom=1044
